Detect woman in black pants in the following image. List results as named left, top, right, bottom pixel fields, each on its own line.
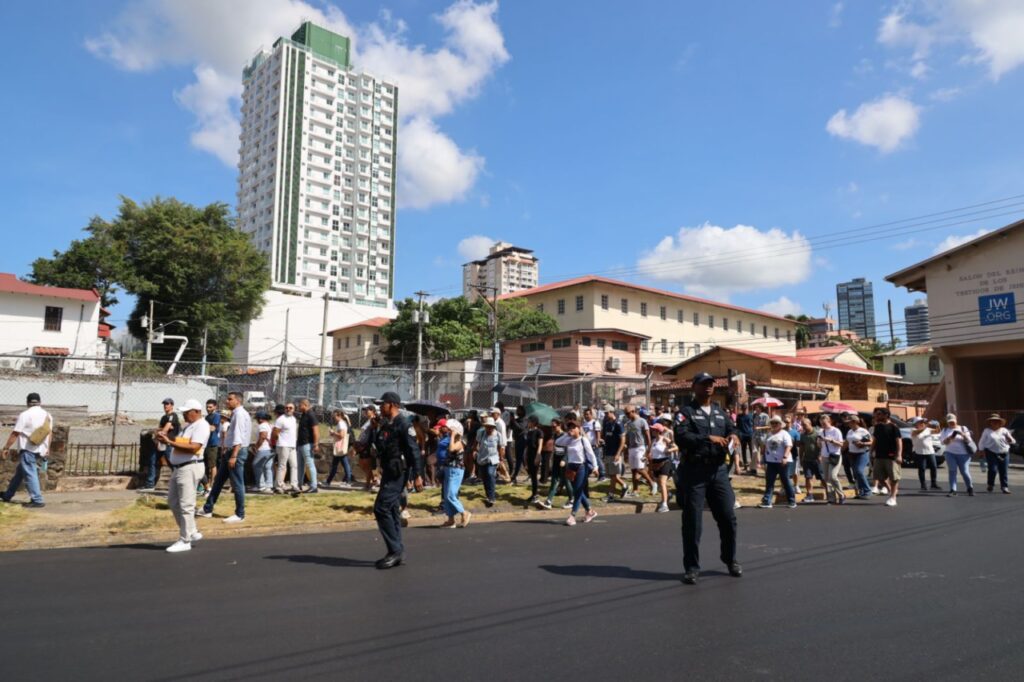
left=523, top=416, right=544, bottom=505
left=911, top=418, right=941, bottom=490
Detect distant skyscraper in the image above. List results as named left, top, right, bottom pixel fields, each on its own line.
left=237, top=21, right=398, bottom=307
left=904, top=299, right=930, bottom=345
left=463, top=241, right=539, bottom=300
left=836, top=277, right=876, bottom=340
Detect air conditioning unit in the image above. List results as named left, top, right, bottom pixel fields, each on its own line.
left=878, top=392, right=889, bottom=402
left=606, top=357, right=621, bottom=370
left=0, top=359, right=11, bottom=368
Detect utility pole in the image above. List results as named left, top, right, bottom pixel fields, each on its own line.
left=414, top=290, right=430, bottom=400
left=200, top=328, right=208, bottom=376
left=473, top=285, right=500, bottom=405
left=279, top=309, right=290, bottom=404
left=317, top=293, right=329, bottom=406
left=887, top=299, right=895, bottom=348
left=145, top=299, right=155, bottom=360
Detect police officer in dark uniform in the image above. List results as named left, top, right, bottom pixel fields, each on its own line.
left=372, top=392, right=423, bottom=569
left=673, top=372, right=743, bottom=585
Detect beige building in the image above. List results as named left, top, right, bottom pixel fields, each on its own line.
left=879, top=345, right=943, bottom=385
left=502, top=328, right=648, bottom=377
left=499, top=275, right=799, bottom=367
left=328, top=317, right=389, bottom=368
left=463, top=242, right=539, bottom=300
left=886, top=219, right=1024, bottom=433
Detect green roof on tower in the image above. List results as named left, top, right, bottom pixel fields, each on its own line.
left=291, top=21, right=350, bottom=67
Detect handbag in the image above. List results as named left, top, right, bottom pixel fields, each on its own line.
left=565, top=463, right=579, bottom=482
left=28, top=417, right=52, bottom=446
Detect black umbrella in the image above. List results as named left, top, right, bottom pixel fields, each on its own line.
left=491, top=381, right=538, bottom=399
left=403, top=400, right=452, bottom=418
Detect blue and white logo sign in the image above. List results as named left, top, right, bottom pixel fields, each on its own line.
left=978, top=292, right=1017, bottom=326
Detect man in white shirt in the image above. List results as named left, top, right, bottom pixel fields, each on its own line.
left=581, top=408, right=605, bottom=481
left=274, top=402, right=299, bottom=492
left=198, top=392, right=251, bottom=523
left=2, top=392, right=52, bottom=508
left=156, top=399, right=210, bottom=552
left=490, top=407, right=510, bottom=482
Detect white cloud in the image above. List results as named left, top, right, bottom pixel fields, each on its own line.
left=933, top=228, right=990, bottom=254
left=635, top=223, right=812, bottom=298
left=929, top=86, right=962, bottom=101
left=826, top=95, right=921, bottom=153
left=457, top=235, right=495, bottom=261
left=758, top=296, right=802, bottom=317
left=876, top=1, right=1024, bottom=80
left=86, top=0, right=509, bottom=209
left=829, top=2, right=845, bottom=28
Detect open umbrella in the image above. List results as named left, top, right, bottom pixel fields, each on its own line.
left=403, top=400, right=452, bottom=419
left=491, top=381, right=538, bottom=400
left=751, top=395, right=784, bottom=408
left=820, top=400, right=856, bottom=414
left=524, top=401, right=560, bottom=426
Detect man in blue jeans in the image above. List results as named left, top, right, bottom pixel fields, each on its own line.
left=2, top=392, right=52, bottom=508
left=198, top=391, right=251, bottom=523
left=296, top=399, right=320, bottom=493
left=474, top=417, right=501, bottom=507
left=140, top=398, right=180, bottom=492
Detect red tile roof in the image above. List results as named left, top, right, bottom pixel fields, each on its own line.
left=33, top=347, right=70, bottom=356
left=497, top=275, right=792, bottom=322
left=0, top=273, right=99, bottom=303
left=668, top=345, right=895, bottom=378
left=327, top=316, right=391, bottom=335
left=796, top=347, right=853, bottom=361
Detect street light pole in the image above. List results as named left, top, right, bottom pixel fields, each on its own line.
left=473, top=285, right=500, bottom=405
left=317, top=292, right=329, bottom=406
left=414, top=290, right=429, bottom=400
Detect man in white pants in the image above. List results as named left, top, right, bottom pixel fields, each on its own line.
left=274, top=402, right=299, bottom=493
left=157, top=399, right=210, bottom=553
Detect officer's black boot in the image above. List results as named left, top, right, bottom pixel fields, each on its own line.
left=375, top=552, right=404, bottom=569
left=681, top=569, right=699, bottom=585
left=728, top=562, right=743, bottom=577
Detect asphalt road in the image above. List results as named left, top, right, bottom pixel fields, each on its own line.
left=2, top=485, right=1022, bottom=681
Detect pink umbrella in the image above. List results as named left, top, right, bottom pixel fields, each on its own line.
left=751, top=395, right=783, bottom=408
left=820, top=400, right=856, bottom=413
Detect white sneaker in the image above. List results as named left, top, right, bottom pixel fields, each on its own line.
left=565, top=515, right=577, bottom=526
left=656, top=502, right=669, bottom=513
left=400, top=509, right=412, bottom=520
left=223, top=515, right=244, bottom=524
left=880, top=486, right=890, bottom=496
left=561, top=501, right=573, bottom=509
left=651, top=483, right=659, bottom=496
left=885, top=497, right=897, bottom=507
left=189, top=532, right=203, bottom=543
left=166, top=540, right=191, bottom=553
left=871, top=486, right=880, bottom=495
left=195, top=509, right=212, bottom=518
left=733, top=500, right=742, bottom=509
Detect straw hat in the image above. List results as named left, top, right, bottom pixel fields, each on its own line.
left=986, top=413, right=1005, bottom=425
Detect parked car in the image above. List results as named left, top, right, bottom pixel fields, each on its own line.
left=328, top=400, right=360, bottom=415
left=243, top=391, right=267, bottom=412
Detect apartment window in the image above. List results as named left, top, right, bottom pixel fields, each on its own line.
left=43, top=306, right=63, bottom=332
left=597, top=339, right=606, bottom=348
left=641, top=340, right=649, bottom=351
left=677, top=341, right=685, bottom=355
left=763, top=325, right=768, bottom=338
left=345, top=337, right=350, bottom=348
left=581, top=337, right=591, bottom=346
left=552, top=338, right=571, bottom=349
left=677, top=310, right=683, bottom=324
left=621, top=298, right=628, bottom=314
left=693, top=312, right=700, bottom=326
left=537, top=303, right=544, bottom=314
left=894, top=362, right=907, bottom=376
left=708, top=314, right=715, bottom=328
left=693, top=343, right=702, bottom=355
left=611, top=340, right=628, bottom=351
left=660, top=339, right=668, bottom=354
left=786, top=330, right=792, bottom=342
left=521, top=341, right=545, bottom=352
left=736, top=319, right=742, bottom=332
left=660, top=306, right=667, bottom=321
left=723, top=317, right=729, bottom=331
left=775, top=328, right=780, bottom=340
left=640, top=302, right=648, bottom=317
left=373, top=334, right=380, bottom=346
left=600, top=294, right=609, bottom=310
left=557, top=299, right=565, bottom=315
left=750, top=322, right=756, bottom=335
left=575, top=295, right=584, bottom=312
left=356, top=334, right=362, bottom=345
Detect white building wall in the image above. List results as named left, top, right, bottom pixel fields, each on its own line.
left=0, top=292, right=102, bottom=371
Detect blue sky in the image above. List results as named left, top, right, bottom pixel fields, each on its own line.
left=3, top=1, right=1023, bottom=342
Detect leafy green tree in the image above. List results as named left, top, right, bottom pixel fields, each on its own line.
left=784, top=314, right=812, bottom=349
left=30, top=196, right=270, bottom=362
left=497, top=297, right=559, bottom=340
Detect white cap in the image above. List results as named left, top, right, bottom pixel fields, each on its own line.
left=447, top=420, right=464, bottom=436
left=482, top=416, right=496, bottom=427
left=181, top=399, right=203, bottom=413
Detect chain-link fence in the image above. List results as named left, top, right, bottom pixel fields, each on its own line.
left=0, top=352, right=653, bottom=434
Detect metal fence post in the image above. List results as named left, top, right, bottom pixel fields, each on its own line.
left=110, top=356, right=123, bottom=453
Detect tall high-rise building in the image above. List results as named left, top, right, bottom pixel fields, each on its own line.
left=836, top=277, right=876, bottom=340
left=904, top=299, right=930, bottom=345
left=237, top=21, right=398, bottom=307
left=463, top=241, right=539, bottom=300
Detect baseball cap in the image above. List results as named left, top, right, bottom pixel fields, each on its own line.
left=446, top=420, right=464, bottom=436
left=691, top=372, right=715, bottom=384
left=377, top=391, right=402, bottom=405
left=436, top=418, right=448, bottom=430
left=482, top=416, right=496, bottom=427
left=26, top=392, right=40, bottom=405
left=162, top=397, right=174, bottom=405
left=945, top=413, right=957, bottom=422
left=180, top=399, right=203, bottom=413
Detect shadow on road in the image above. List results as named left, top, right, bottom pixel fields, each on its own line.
left=538, top=564, right=679, bottom=581
left=107, top=543, right=167, bottom=551
left=265, top=554, right=376, bottom=568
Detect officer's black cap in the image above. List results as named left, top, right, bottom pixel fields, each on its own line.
left=377, top=391, right=402, bottom=406
left=691, top=372, right=715, bottom=385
